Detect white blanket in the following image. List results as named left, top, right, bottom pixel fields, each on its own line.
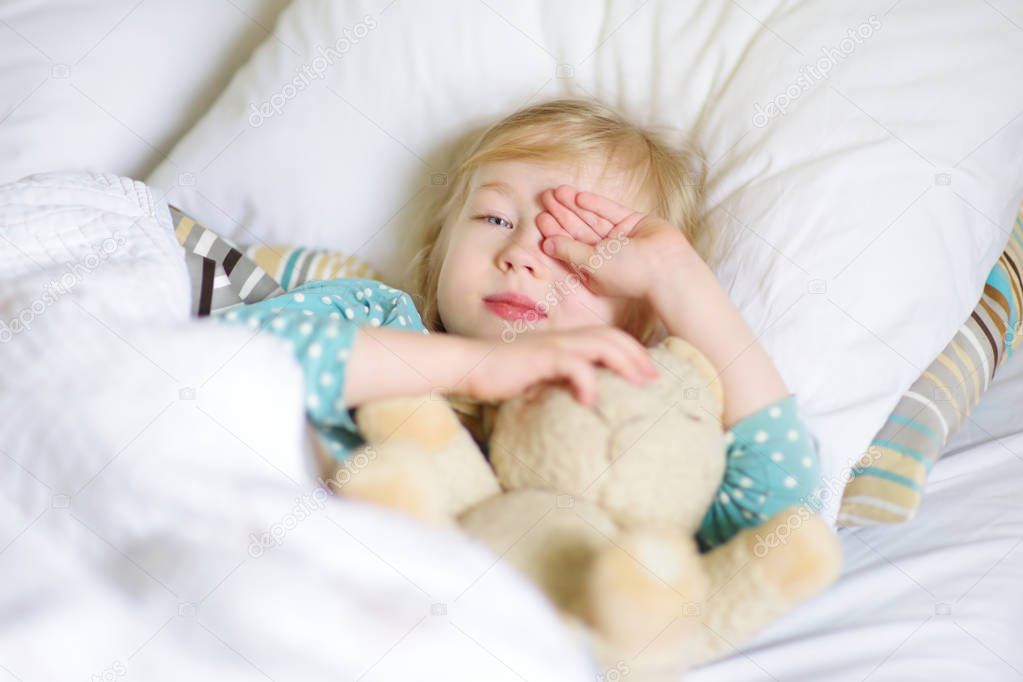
left=0, top=172, right=596, bottom=681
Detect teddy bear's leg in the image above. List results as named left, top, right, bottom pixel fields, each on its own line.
left=583, top=529, right=710, bottom=664
left=324, top=440, right=452, bottom=526
left=355, top=394, right=463, bottom=450
left=689, top=507, right=841, bottom=665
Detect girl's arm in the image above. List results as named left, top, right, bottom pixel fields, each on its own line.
left=646, top=244, right=822, bottom=549
left=344, top=324, right=658, bottom=409
left=214, top=278, right=656, bottom=436
left=646, top=242, right=790, bottom=430
left=342, top=326, right=483, bottom=405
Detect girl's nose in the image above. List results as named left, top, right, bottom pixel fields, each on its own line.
left=497, top=226, right=546, bottom=276
left=499, top=245, right=538, bottom=275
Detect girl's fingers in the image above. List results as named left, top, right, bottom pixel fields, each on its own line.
left=561, top=330, right=654, bottom=387
left=555, top=355, right=597, bottom=407
left=553, top=185, right=615, bottom=237
left=541, top=189, right=602, bottom=244
left=576, top=190, right=645, bottom=226
left=616, top=211, right=647, bottom=237
left=572, top=335, right=642, bottom=386
left=535, top=211, right=563, bottom=240
left=542, top=330, right=660, bottom=407
left=541, top=235, right=593, bottom=270
left=599, top=343, right=654, bottom=386
left=595, top=210, right=645, bottom=242
left=597, top=328, right=659, bottom=380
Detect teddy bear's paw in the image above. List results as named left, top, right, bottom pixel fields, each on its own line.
left=742, top=507, right=842, bottom=603
left=354, top=395, right=462, bottom=452
left=332, top=443, right=452, bottom=527
left=584, top=531, right=708, bottom=655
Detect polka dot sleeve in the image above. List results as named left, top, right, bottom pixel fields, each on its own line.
left=210, top=278, right=428, bottom=438
left=695, top=393, right=822, bottom=551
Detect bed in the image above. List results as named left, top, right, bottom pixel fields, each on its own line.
left=2, top=2, right=1022, bottom=681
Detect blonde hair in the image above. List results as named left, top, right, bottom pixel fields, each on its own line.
left=405, top=96, right=708, bottom=345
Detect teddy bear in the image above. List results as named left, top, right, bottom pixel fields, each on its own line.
left=317, top=335, right=842, bottom=679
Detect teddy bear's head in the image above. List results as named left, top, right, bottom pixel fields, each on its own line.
left=486, top=336, right=726, bottom=531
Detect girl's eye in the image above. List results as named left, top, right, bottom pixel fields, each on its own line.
left=476, top=214, right=513, bottom=230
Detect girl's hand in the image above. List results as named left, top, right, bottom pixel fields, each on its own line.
left=459, top=326, right=658, bottom=408
left=536, top=185, right=693, bottom=300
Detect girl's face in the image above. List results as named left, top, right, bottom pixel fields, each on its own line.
left=435, top=159, right=639, bottom=340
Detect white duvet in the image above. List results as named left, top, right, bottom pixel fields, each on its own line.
left=0, top=172, right=596, bottom=681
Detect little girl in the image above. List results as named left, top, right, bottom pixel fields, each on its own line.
left=214, top=97, right=821, bottom=550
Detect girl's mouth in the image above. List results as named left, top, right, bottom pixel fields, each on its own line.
left=482, top=292, right=547, bottom=322
left=483, top=300, right=547, bottom=321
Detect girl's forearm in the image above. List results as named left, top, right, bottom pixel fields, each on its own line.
left=648, top=247, right=789, bottom=430
left=342, top=326, right=487, bottom=407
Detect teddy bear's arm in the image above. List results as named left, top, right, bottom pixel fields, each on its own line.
left=696, top=393, right=823, bottom=550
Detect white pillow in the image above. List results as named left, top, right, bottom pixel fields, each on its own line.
left=147, top=0, right=1023, bottom=526
left=0, top=0, right=288, bottom=183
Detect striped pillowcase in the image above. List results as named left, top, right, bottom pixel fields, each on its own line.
left=172, top=206, right=283, bottom=315
left=245, top=242, right=380, bottom=290
left=170, top=206, right=380, bottom=316
left=838, top=204, right=1023, bottom=526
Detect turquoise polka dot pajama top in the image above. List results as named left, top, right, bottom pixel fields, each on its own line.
left=212, top=277, right=822, bottom=550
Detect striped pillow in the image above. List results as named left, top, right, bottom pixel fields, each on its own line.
left=839, top=205, right=1023, bottom=526
left=245, top=242, right=380, bottom=291
left=170, top=205, right=380, bottom=316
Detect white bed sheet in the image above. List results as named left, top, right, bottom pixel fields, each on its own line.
left=687, top=349, right=1023, bottom=681
left=944, top=349, right=1023, bottom=457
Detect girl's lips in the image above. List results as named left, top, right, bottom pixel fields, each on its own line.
left=483, top=299, right=547, bottom=322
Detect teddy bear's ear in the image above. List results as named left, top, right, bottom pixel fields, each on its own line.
left=661, top=336, right=724, bottom=417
